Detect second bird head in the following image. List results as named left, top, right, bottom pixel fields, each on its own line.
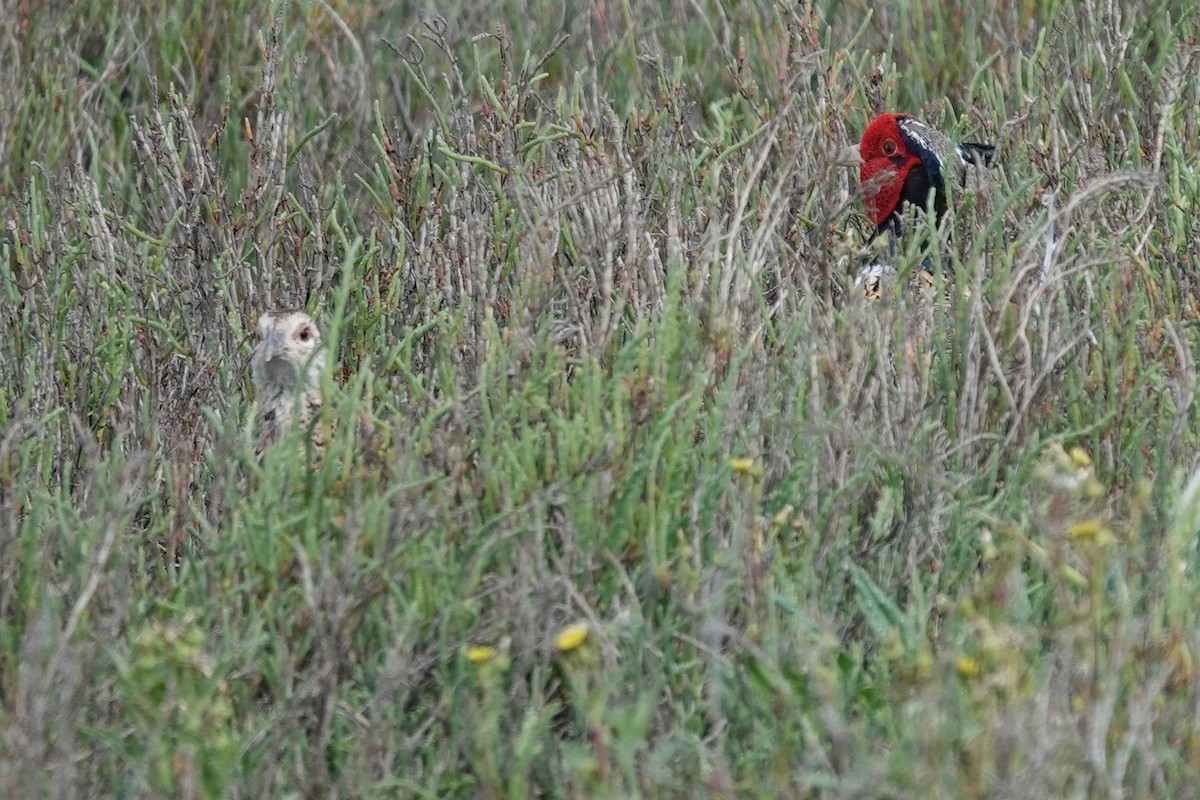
left=252, top=310, right=325, bottom=395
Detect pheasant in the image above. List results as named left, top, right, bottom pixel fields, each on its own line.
left=844, top=113, right=995, bottom=297
left=251, top=309, right=325, bottom=457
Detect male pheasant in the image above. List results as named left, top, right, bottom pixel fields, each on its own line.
left=848, top=113, right=995, bottom=296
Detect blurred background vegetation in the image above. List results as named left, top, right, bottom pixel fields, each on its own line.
left=3, top=0, right=1200, bottom=796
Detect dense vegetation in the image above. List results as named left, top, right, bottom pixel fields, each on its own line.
left=3, top=0, right=1200, bottom=796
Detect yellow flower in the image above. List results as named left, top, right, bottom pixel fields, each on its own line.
left=956, top=656, right=981, bottom=679
left=555, top=622, right=590, bottom=652
left=1066, top=520, right=1104, bottom=540
left=465, top=645, right=498, bottom=664
left=730, top=457, right=755, bottom=474
left=1069, top=447, right=1092, bottom=467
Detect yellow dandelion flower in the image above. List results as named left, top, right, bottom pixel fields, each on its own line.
left=956, top=656, right=981, bottom=678
left=555, top=622, right=590, bottom=652
left=1069, top=447, right=1092, bottom=467
left=465, top=645, right=498, bottom=664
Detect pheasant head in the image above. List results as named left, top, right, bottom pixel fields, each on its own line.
left=251, top=310, right=325, bottom=453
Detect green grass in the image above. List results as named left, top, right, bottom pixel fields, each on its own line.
left=3, top=0, right=1200, bottom=796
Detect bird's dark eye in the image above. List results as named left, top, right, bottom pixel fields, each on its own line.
left=882, top=140, right=898, bottom=156
left=298, top=328, right=310, bottom=342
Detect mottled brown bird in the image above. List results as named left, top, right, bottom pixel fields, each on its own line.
left=251, top=310, right=325, bottom=457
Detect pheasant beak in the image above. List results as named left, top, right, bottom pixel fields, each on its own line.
left=258, top=330, right=284, bottom=364
left=835, top=143, right=864, bottom=167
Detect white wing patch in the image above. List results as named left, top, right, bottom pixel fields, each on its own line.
left=855, top=263, right=894, bottom=287
left=954, top=143, right=992, bottom=168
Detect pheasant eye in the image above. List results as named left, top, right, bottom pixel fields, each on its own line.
left=882, top=140, right=898, bottom=156
left=298, top=328, right=310, bottom=342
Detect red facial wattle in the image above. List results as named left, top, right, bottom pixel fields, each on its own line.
left=859, top=158, right=907, bottom=226
left=857, top=113, right=919, bottom=227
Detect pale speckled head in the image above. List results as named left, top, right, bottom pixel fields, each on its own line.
left=252, top=310, right=325, bottom=395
